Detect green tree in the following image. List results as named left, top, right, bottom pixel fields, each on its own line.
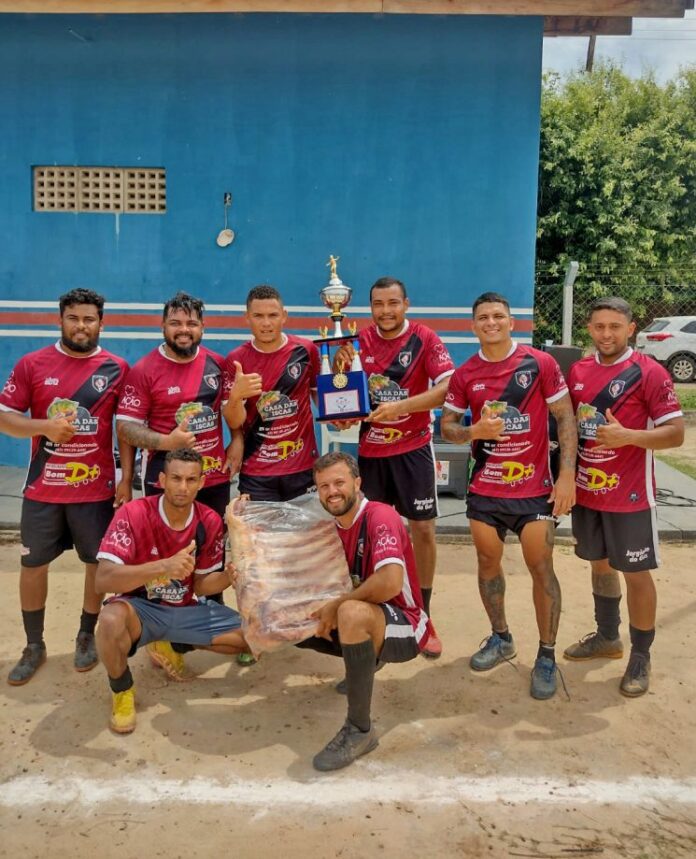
left=535, top=65, right=696, bottom=346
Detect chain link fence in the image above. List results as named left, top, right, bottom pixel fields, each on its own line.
left=533, top=269, right=696, bottom=351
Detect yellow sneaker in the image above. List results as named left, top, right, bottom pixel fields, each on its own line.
left=110, top=688, right=136, bottom=734
left=147, top=641, right=189, bottom=681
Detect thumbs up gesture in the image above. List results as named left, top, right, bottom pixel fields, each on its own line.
left=230, top=360, right=263, bottom=401
left=471, top=404, right=510, bottom=442
left=595, top=408, right=631, bottom=450
left=162, top=540, right=197, bottom=578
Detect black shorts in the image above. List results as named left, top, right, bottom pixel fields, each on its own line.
left=296, top=603, right=421, bottom=663
left=20, top=497, right=115, bottom=567
left=359, top=444, right=438, bottom=521
left=145, top=479, right=230, bottom=519
left=572, top=504, right=659, bottom=573
left=466, top=493, right=556, bottom=541
left=238, top=468, right=315, bottom=502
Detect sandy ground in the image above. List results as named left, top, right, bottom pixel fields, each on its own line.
left=1, top=540, right=696, bottom=859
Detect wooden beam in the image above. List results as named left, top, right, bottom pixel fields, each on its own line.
left=544, top=15, right=633, bottom=34
left=0, top=0, right=688, bottom=14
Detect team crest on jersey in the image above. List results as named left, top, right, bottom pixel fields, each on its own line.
left=398, top=351, right=412, bottom=368
left=515, top=371, right=533, bottom=390
left=609, top=379, right=626, bottom=399
left=287, top=362, right=302, bottom=381
left=203, top=374, right=219, bottom=391
left=91, top=375, right=108, bottom=393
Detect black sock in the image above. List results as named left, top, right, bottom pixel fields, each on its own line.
left=537, top=641, right=556, bottom=662
left=629, top=625, right=655, bottom=657
left=22, top=608, right=45, bottom=645
left=343, top=639, right=376, bottom=733
left=79, top=610, right=99, bottom=636
left=495, top=628, right=512, bottom=643
left=420, top=587, right=432, bottom=617
left=109, top=666, right=133, bottom=694
left=594, top=593, right=621, bottom=641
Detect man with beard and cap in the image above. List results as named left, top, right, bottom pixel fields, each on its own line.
left=0, top=288, right=131, bottom=684
left=116, top=291, right=237, bottom=679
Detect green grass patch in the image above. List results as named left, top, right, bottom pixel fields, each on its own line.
left=656, top=453, right=696, bottom=481
left=678, top=390, right=696, bottom=412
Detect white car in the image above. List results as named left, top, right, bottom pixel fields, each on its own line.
left=636, top=316, right=696, bottom=383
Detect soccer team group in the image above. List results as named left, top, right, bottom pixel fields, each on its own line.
left=0, top=280, right=684, bottom=771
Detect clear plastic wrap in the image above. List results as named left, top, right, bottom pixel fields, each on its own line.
left=227, top=494, right=352, bottom=656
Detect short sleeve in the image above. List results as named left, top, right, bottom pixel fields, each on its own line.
left=97, top=506, right=138, bottom=565
left=539, top=352, right=568, bottom=404
left=116, top=362, right=152, bottom=423
left=424, top=331, right=456, bottom=385
left=643, top=361, right=683, bottom=425
left=0, top=356, right=33, bottom=415
left=444, top=368, right=469, bottom=414
left=367, top=506, right=407, bottom=573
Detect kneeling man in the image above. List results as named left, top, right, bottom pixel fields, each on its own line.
left=300, top=452, right=433, bottom=771
left=95, top=448, right=247, bottom=734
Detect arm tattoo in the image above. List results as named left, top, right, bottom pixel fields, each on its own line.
left=549, top=395, right=577, bottom=471
left=118, top=420, right=163, bottom=451
left=479, top=573, right=507, bottom=632
left=440, top=406, right=473, bottom=445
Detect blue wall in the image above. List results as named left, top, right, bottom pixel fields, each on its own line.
left=0, top=13, right=543, bottom=466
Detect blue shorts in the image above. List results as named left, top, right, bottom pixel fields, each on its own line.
left=111, top=596, right=242, bottom=655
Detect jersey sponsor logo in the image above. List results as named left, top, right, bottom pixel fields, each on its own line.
left=368, top=374, right=408, bottom=405
left=259, top=438, right=305, bottom=462
left=145, top=577, right=188, bottom=604
left=3, top=372, right=17, bottom=394
left=472, top=382, right=486, bottom=392
left=576, top=403, right=606, bottom=440
left=480, top=460, right=534, bottom=485
left=364, top=356, right=375, bottom=365
left=287, top=361, right=302, bottom=381
left=44, top=377, right=59, bottom=386
left=484, top=400, right=530, bottom=434
left=578, top=465, right=620, bottom=493
left=608, top=379, right=626, bottom=399
left=43, top=461, right=101, bottom=486
left=47, top=398, right=98, bottom=435
left=203, top=373, right=219, bottom=390
left=514, top=370, right=534, bottom=390
left=121, top=385, right=142, bottom=409
left=659, top=378, right=679, bottom=408
left=365, top=426, right=404, bottom=445
left=573, top=382, right=584, bottom=391
left=176, top=402, right=217, bottom=433
left=91, top=374, right=109, bottom=393
left=168, top=386, right=182, bottom=395
left=201, top=455, right=223, bottom=473
left=256, top=391, right=299, bottom=421
left=105, top=519, right=133, bottom=549
left=413, top=496, right=434, bottom=512
left=150, top=547, right=159, bottom=555
left=433, top=343, right=453, bottom=366
left=626, top=546, right=650, bottom=564
left=375, top=523, right=398, bottom=551
left=398, top=351, right=412, bottom=368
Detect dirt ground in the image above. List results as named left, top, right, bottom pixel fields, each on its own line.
left=1, top=540, right=695, bottom=859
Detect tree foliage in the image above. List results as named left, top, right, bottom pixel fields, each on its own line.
left=535, top=64, right=696, bottom=345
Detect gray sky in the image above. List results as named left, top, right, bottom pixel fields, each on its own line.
left=543, top=9, right=696, bottom=81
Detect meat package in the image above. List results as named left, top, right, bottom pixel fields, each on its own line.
left=226, top=495, right=352, bottom=656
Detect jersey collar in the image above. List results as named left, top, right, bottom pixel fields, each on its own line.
left=250, top=333, right=288, bottom=353
left=159, top=343, right=200, bottom=363
left=375, top=319, right=410, bottom=340
left=478, top=341, right=517, bottom=362
left=54, top=341, right=102, bottom=358
left=158, top=494, right=194, bottom=530
left=594, top=347, right=633, bottom=365
left=335, top=495, right=369, bottom=530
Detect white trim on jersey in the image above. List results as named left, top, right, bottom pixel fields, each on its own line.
left=654, top=410, right=683, bottom=426
left=478, top=342, right=517, bottom=362
left=195, top=564, right=220, bottom=575
left=594, top=347, right=633, bottom=365
left=158, top=494, right=194, bottom=530
left=374, top=557, right=405, bottom=573
left=444, top=401, right=466, bottom=414
left=375, top=319, right=410, bottom=340
left=432, top=369, right=455, bottom=386
left=249, top=333, right=288, bottom=353
left=0, top=403, right=22, bottom=414
left=96, top=551, right=124, bottom=565
left=335, top=496, right=369, bottom=530
left=157, top=343, right=200, bottom=364
left=650, top=505, right=661, bottom=567
left=115, top=414, right=145, bottom=424
left=545, top=388, right=569, bottom=405
left=55, top=341, right=102, bottom=358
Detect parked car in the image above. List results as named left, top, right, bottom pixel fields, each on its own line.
left=635, top=316, right=696, bottom=383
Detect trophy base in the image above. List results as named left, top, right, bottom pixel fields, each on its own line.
left=316, top=370, right=370, bottom=423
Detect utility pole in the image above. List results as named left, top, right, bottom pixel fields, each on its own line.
left=585, top=35, right=596, bottom=72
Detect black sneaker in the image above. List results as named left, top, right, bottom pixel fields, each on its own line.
left=313, top=721, right=379, bottom=772
left=74, top=631, right=98, bottom=672
left=620, top=651, right=650, bottom=698
left=335, top=660, right=385, bottom=695
left=8, top=643, right=47, bottom=686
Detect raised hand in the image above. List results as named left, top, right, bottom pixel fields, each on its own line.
left=45, top=415, right=77, bottom=443
left=165, top=415, right=197, bottom=450
left=162, top=539, right=197, bottom=578
left=595, top=408, right=631, bottom=450
left=472, top=405, right=510, bottom=442
left=230, top=360, right=263, bottom=400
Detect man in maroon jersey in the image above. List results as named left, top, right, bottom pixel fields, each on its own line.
left=334, top=277, right=455, bottom=659
left=116, top=292, right=236, bottom=678
left=223, top=284, right=320, bottom=501
left=0, top=288, right=131, bottom=685
left=296, top=451, right=432, bottom=771
left=95, top=449, right=247, bottom=734
left=563, top=297, right=684, bottom=697
left=441, top=292, right=577, bottom=700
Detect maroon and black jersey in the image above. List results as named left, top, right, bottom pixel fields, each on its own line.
left=225, top=334, right=320, bottom=477
left=96, top=495, right=224, bottom=606
left=336, top=498, right=432, bottom=649
left=446, top=343, right=568, bottom=498
left=569, top=348, right=682, bottom=512
left=358, top=321, right=455, bottom=457
left=116, top=345, right=228, bottom=492
left=0, top=343, right=128, bottom=503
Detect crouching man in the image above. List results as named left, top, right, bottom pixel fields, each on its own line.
left=95, top=448, right=247, bottom=734
left=298, top=452, right=433, bottom=772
